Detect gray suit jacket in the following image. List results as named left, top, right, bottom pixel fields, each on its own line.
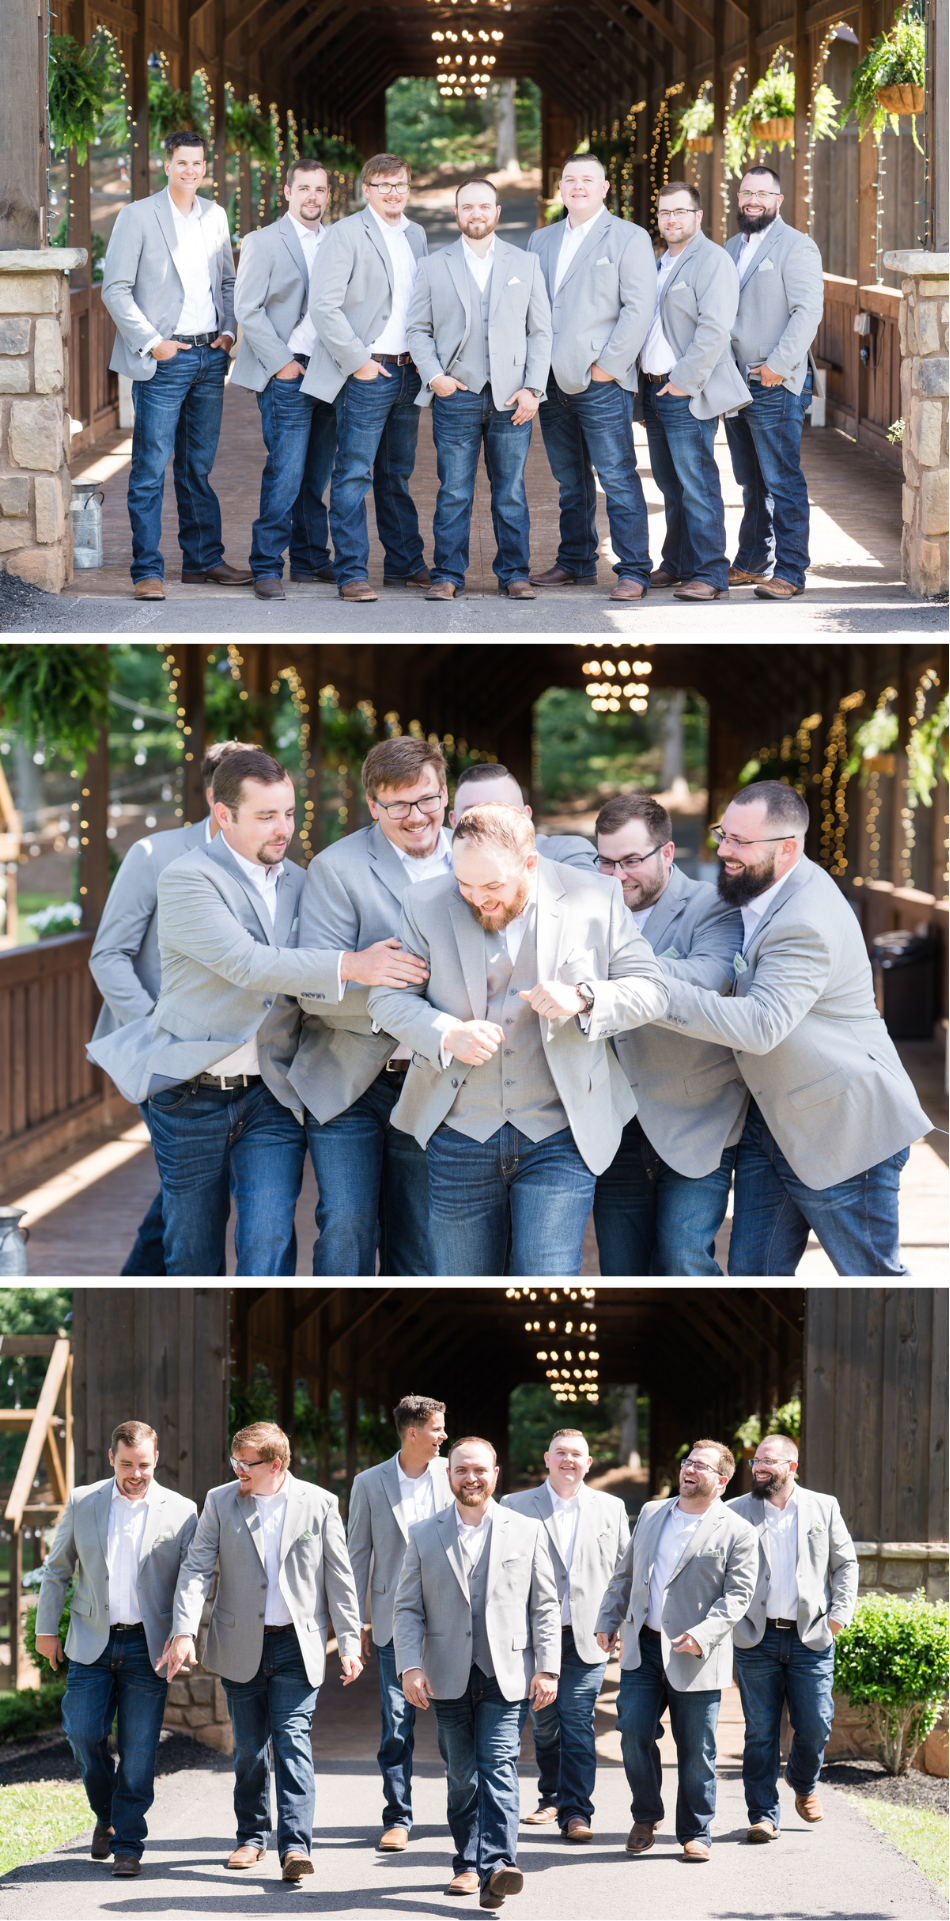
left=407, top=236, right=552, bottom=412
left=303, top=208, right=428, bottom=403
left=87, top=832, right=343, bottom=1115
left=101, top=188, right=235, bottom=381
left=501, top=1482, right=630, bottom=1664
left=596, top=1495, right=758, bottom=1691
left=392, top=1499, right=562, bottom=1701
left=658, top=854, right=930, bottom=1188
left=231, top=214, right=316, bottom=391
left=367, top=859, right=670, bottom=1176
left=645, top=231, right=752, bottom=420
left=172, top=1472, right=362, bottom=1686
left=612, top=864, right=748, bottom=1178
left=725, top=216, right=824, bottom=395
left=347, top=1453, right=453, bottom=1646
left=89, top=820, right=207, bottom=1042
left=36, top=1476, right=198, bottom=1669
left=727, top=1485, right=858, bottom=1651
left=527, top=211, right=655, bottom=394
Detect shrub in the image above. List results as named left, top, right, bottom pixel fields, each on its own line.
left=0, top=1683, right=68, bottom=1744
left=24, top=902, right=82, bottom=939
left=24, top=1577, right=74, bottom=1684
left=833, top=1590, right=949, bottom=1775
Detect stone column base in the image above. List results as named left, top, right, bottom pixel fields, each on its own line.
left=0, top=249, right=87, bottom=594
left=884, top=250, right=949, bottom=600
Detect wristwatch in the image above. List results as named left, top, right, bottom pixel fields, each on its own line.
left=576, top=982, right=596, bottom=1016
left=526, top=386, right=544, bottom=398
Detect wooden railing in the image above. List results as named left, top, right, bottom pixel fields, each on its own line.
left=68, top=286, right=119, bottom=452
left=815, top=274, right=903, bottom=469
left=0, top=934, right=104, bottom=1167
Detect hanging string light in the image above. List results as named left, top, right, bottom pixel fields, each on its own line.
left=818, top=689, right=865, bottom=873
left=580, top=654, right=653, bottom=715
left=649, top=82, right=685, bottom=217
left=507, top=1287, right=601, bottom=1405
left=720, top=66, right=746, bottom=243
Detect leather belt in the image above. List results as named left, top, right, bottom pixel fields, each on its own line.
left=173, top=332, right=218, bottom=346
left=385, top=1058, right=411, bottom=1073
left=640, top=1625, right=662, bottom=1641
left=112, top=1621, right=144, bottom=1631
left=196, top=1072, right=263, bottom=1089
left=371, top=351, right=412, bottom=365
left=263, top=1623, right=296, bottom=1634
left=642, top=371, right=668, bottom=384
left=767, top=1616, right=797, bottom=1631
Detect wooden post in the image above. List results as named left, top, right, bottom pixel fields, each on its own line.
left=712, top=0, right=726, bottom=242
left=212, top=0, right=228, bottom=210
left=79, top=722, right=110, bottom=934
left=0, top=0, right=45, bottom=245
left=928, top=0, right=948, bottom=250
left=793, top=0, right=812, bottom=235
left=130, top=0, right=151, bottom=201
left=179, top=646, right=207, bottom=825
left=856, top=0, right=879, bottom=438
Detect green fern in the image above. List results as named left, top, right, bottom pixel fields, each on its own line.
left=0, top=645, right=110, bottom=764
left=48, top=36, right=113, bottom=161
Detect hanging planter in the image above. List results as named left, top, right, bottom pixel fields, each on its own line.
left=47, top=35, right=113, bottom=160
left=686, top=135, right=714, bottom=151
left=750, top=115, right=795, bottom=142
left=875, top=82, right=925, bottom=112
left=726, top=55, right=839, bottom=173
left=845, top=6, right=926, bottom=145
left=671, top=88, right=714, bottom=156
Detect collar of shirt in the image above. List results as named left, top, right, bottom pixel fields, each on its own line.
left=397, top=1460, right=431, bottom=1497
left=111, top=1477, right=155, bottom=1510
left=632, top=902, right=655, bottom=930
left=226, top=843, right=284, bottom=894
left=763, top=1483, right=799, bottom=1522
left=739, top=856, right=800, bottom=945
left=367, top=203, right=410, bottom=242
left=566, top=202, right=608, bottom=236
left=290, top=215, right=323, bottom=250
left=671, top=1497, right=716, bottom=1529
left=393, top=827, right=453, bottom=880
left=545, top=1478, right=581, bottom=1517
left=737, top=224, right=771, bottom=279
left=463, top=236, right=495, bottom=289
left=456, top=1499, right=494, bottom=1539
left=168, top=189, right=203, bottom=230
left=498, top=868, right=538, bottom=959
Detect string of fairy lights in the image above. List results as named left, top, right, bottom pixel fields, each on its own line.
left=507, top=1287, right=601, bottom=1406
left=431, top=11, right=504, bottom=96
left=818, top=688, right=866, bottom=875
left=580, top=651, right=653, bottom=715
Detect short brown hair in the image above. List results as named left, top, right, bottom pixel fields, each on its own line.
left=690, top=1438, right=736, bottom=1482
left=231, top=1421, right=290, bottom=1468
left=731, top=779, right=809, bottom=836
left=361, top=736, right=448, bottom=800
left=595, top=793, right=673, bottom=844
left=202, top=738, right=251, bottom=787
left=111, top=1420, right=158, bottom=1455
left=452, top=803, right=535, bottom=860
left=362, top=151, right=411, bottom=188
left=659, top=179, right=702, bottom=210
left=549, top=1428, right=588, bottom=1445
left=286, top=157, right=328, bottom=189
left=212, top=747, right=291, bottom=815
left=393, top=1394, right=446, bottom=1436
left=448, top=1435, right=497, bottom=1467
left=165, top=130, right=208, bottom=160
left=456, top=177, right=499, bottom=206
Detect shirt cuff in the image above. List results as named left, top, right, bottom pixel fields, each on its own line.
left=439, top=1037, right=454, bottom=1069
left=577, top=1011, right=592, bottom=1034
left=336, top=952, right=344, bottom=1000
left=141, top=334, right=163, bottom=356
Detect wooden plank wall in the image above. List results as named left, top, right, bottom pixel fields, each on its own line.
left=0, top=935, right=102, bottom=1156
left=802, top=1289, right=949, bottom=1542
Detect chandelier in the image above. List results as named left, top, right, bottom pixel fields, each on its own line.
left=507, top=1285, right=601, bottom=1406
left=581, top=653, right=653, bottom=714
left=436, top=47, right=498, bottom=94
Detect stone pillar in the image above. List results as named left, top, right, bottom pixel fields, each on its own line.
left=0, top=249, right=87, bottom=594
left=162, top=1589, right=234, bottom=1754
left=883, top=249, right=950, bottom=601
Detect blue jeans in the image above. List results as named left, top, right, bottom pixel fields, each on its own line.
left=538, top=375, right=651, bottom=582
left=431, top=386, right=532, bottom=587
left=433, top=1666, right=528, bottom=1888
left=426, top=1122, right=596, bottom=1276
left=305, top=1068, right=430, bottom=1276
left=121, top=1102, right=166, bottom=1276
left=616, top=1630, right=720, bottom=1845
left=724, top=372, right=813, bottom=589
left=530, top=1627, right=607, bottom=1827
left=330, top=362, right=424, bottom=584
left=376, top=1637, right=416, bottom=1830
left=148, top=1079, right=306, bottom=1276
left=61, top=1623, right=167, bottom=1859
left=729, top=1099, right=910, bottom=1276
left=222, top=1624, right=318, bottom=1860
left=643, top=380, right=728, bottom=589
left=128, top=344, right=227, bottom=582
left=734, top=1624, right=835, bottom=1829
left=251, top=365, right=336, bottom=578
left=594, top=1116, right=737, bottom=1276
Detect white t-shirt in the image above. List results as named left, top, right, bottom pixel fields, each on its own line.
left=763, top=1483, right=799, bottom=1619
left=254, top=1488, right=294, bottom=1626
left=367, top=206, right=418, bottom=353
left=553, top=203, right=608, bottom=295
left=107, top=1478, right=153, bottom=1624
left=640, top=252, right=678, bottom=377
left=646, top=1501, right=707, bottom=1631
left=207, top=847, right=284, bottom=1078
left=632, top=902, right=655, bottom=931
left=287, top=217, right=324, bottom=358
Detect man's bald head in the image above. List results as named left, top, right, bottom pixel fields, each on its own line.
left=450, top=763, right=530, bottom=827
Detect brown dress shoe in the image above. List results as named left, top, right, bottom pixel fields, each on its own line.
left=754, top=578, right=804, bottom=598
left=227, top=1844, right=266, bottom=1869
left=290, top=567, right=336, bottom=583
left=425, top=580, right=462, bottom=599
left=91, top=1821, right=114, bottom=1860
left=528, top=564, right=597, bottom=587
left=563, top=1817, right=592, bottom=1841
left=625, top=1821, right=659, bottom=1853
left=728, top=565, right=768, bottom=585
left=522, top=1804, right=559, bottom=1825
left=683, top=1839, right=711, bottom=1860
left=253, top=576, right=285, bottom=600
left=134, top=578, right=164, bottom=600
left=181, top=562, right=253, bottom=584
left=499, top=580, right=536, bottom=599
left=281, top=1852, right=314, bottom=1880
left=379, top=1827, right=409, bottom=1850
left=673, top=580, right=729, bottom=601
left=650, top=569, right=679, bottom=588
left=384, top=566, right=432, bottom=587
left=339, top=579, right=378, bottom=601
left=481, top=1866, right=524, bottom=1908
left=609, top=579, right=646, bottom=601
left=447, top=1870, right=480, bottom=1894
left=795, top=1791, right=823, bottom=1822
left=747, top=1819, right=779, bottom=1841
left=112, top=1855, right=141, bottom=1876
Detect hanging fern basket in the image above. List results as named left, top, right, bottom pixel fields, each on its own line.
left=685, top=134, right=714, bottom=151
left=875, top=82, right=925, bottom=112
left=750, top=115, right=795, bottom=142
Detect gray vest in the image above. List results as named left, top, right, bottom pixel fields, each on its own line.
left=450, top=260, right=492, bottom=394
left=445, top=908, right=569, bottom=1144
left=468, top=1532, right=495, bottom=1678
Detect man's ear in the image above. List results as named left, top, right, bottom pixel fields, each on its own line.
left=448, top=810, right=457, bottom=828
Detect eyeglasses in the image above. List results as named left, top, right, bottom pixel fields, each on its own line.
left=737, top=192, right=780, bottom=205
left=369, top=181, right=410, bottom=196
left=711, top=825, right=792, bottom=849
left=594, top=844, right=664, bottom=874
left=657, top=205, right=697, bottom=218
left=230, top=1456, right=267, bottom=1474
left=373, top=791, right=444, bottom=821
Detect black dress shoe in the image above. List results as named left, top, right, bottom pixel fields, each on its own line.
left=253, top=576, right=286, bottom=600
left=91, top=1822, right=113, bottom=1860
left=113, top=1855, right=141, bottom=1877
left=290, top=568, right=336, bottom=583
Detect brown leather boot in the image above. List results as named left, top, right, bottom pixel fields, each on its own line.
left=338, top=579, right=378, bottom=601
left=281, top=1852, right=314, bottom=1880
left=563, top=1817, right=593, bottom=1840
left=424, top=580, right=462, bottom=599
left=227, top=1844, right=266, bottom=1869
left=522, top=1804, right=559, bottom=1825
left=499, top=579, right=536, bottom=598
left=447, top=1870, right=480, bottom=1893
left=379, top=1827, right=408, bottom=1850
left=747, top=1819, right=779, bottom=1841
left=673, top=580, right=729, bottom=600
left=625, top=1821, right=659, bottom=1854
left=754, top=578, right=804, bottom=598
left=180, top=561, right=253, bottom=584
left=609, top=578, right=646, bottom=601
left=528, top=564, right=597, bottom=587
left=384, top=566, right=432, bottom=587
left=728, top=565, right=768, bottom=585
left=795, top=1791, right=824, bottom=1822
left=133, top=578, right=164, bottom=600
left=253, top=576, right=285, bottom=600
left=683, top=1839, right=711, bottom=1860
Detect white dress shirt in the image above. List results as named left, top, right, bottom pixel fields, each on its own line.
left=254, top=1487, right=294, bottom=1626
left=739, top=855, right=800, bottom=950
left=736, top=223, right=771, bottom=283
left=763, top=1484, right=799, bottom=1620
left=553, top=203, right=608, bottom=295
left=640, top=251, right=678, bottom=376
left=546, top=1480, right=581, bottom=1625
left=367, top=205, right=418, bottom=353
left=396, top=1458, right=438, bottom=1523
left=170, top=192, right=218, bottom=335
left=107, top=1478, right=153, bottom=1624
left=207, top=847, right=284, bottom=1078
left=646, top=1500, right=707, bottom=1631
left=463, top=236, right=495, bottom=293
left=379, top=829, right=454, bottom=1059
left=287, top=217, right=325, bottom=359
left=456, top=1502, right=492, bottom=1576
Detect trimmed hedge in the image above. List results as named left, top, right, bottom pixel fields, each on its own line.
left=0, top=1682, right=68, bottom=1744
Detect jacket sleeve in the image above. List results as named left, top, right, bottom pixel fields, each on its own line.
left=595, top=1533, right=634, bottom=1635
left=172, top=1491, right=222, bottom=1638
left=660, top=897, right=743, bottom=993
left=765, top=233, right=825, bottom=380
left=536, top=834, right=594, bottom=872
left=406, top=261, right=444, bottom=390
left=346, top=1475, right=374, bottom=1625
left=585, top=885, right=671, bottom=1040
left=310, top=223, right=373, bottom=376
left=321, top=1498, right=363, bottom=1659
left=158, top=862, right=344, bottom=1002
left=595, top=224, right=656, bottom=379
left=524, top=259, right=553, bottom=392
left=294, top=855, right=360, bottom=1015
left=88, top=839, right=161, bottom=1023
left=234, top=232, right=295, bottom=379
left=670, top=249, right=739, bottom=398
left=617, top=1504, right=632, bottom=1558
left=366, top=895, right=457, bottom=1067
left=101, top=205, right=160, bottom=358
left=392, top=1531, right=426, bottom=1677
left=828, top=1499, right=859, bottom=1627
left=35, top=1497, right=78, bottom=1637
left=690, top=1522, right=760, bottom=1657
left=529, top=1527, right=563, bottom=1675
left=219, top=215, right=236, bottom=339
left=657, top=917, right=831, bottom=1054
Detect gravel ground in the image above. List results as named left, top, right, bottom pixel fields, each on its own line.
left=0, top=573, right=62, bottom=631
left=822, top=1755, right=949, bottom=1814
left=0, top=1729, right=229, bottom=1790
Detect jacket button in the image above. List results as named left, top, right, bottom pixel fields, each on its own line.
left=451, top=1078, right=459, bottom=1087
left=466, top=1630, right=471, bottom=1637
left=259, top=1613, right=265, bottom=1619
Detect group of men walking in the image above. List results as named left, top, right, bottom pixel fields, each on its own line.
left=35, top=1400, right=859, bottom=1904
left=101, top=137, right=825, bottom=603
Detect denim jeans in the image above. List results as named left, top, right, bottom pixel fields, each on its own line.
left=643, top=380, right=728, bottom=589
left=733, top=1624, right=835, bottom=1829
left=251, top=365, right=336, bottom=578
left=330, top=362, right=425, bottom=584
left=128, top=344, right=227, bottom=582
left=376, top=1637, right=416, bottom=1830
left=594, top=1116, right=737, bottom=1276
left=724, top=372, right=813, bottom=589
left=729, top=1100, right=910, bottom=1276
left=120, top=1103, right=166, bottom=1276
left=538, top=375, right=651, bottom=582
left=433, top=1665, right=528, bottom=1888
left=222, top=1624, right=318, bottom=1860
left=430, top=386, right=532, bottom=588
left=305, top=1068, right=430, bottom=1276
left=61, top=1623, right=168, bottom=1859
left=426, top=1122, right=596, bottom=1276
left=148, top=1079, right=306, bottom=1277
left=616, top=1630, right=721, bottom=1845
left=530, top=1627, right=607, bottom=1827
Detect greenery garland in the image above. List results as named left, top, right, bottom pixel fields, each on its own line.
left=227, top=97, right=279, bottom=167
left=0, top=645, right=110, bottom=764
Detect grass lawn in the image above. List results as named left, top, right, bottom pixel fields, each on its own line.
left=843, top=1794, right=949, bottom=1896
left=0, top=1781, right=93, bottom=1877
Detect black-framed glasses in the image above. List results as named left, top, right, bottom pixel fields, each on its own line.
left=657, top=205, right=699, bottom=218
left=594, top=844, right=664, bottom=874
left=230, top=1456, right=267, bottom=1474
left=710, top=825, right=791, bottom=849
left=369, top=180, right=410, bottom=196
left=373, top=791, right=444, bottom=821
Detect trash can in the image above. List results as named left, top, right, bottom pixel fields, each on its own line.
left=871, top=931, right=937, bottom=1040
left=70, top=484, right=104, bottom=568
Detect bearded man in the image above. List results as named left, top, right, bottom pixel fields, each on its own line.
left=366, top=803, right=669, bottom=1275
left=655, top=779, right=929, bottom=1274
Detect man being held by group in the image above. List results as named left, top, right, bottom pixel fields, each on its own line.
left=502, top=1428, right=629, bottom=1842
left=407, top=177, right=551, bottom=601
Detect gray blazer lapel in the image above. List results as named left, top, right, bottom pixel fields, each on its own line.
left=447, top=238, right=473, bottom=337
left=139, top=1485, right=167, bottom=1561
left=367, top=823, right=412, bottom=909
left=534, top=1483, right=564, bottom=1571
left=155, top=189, right=184, bottom=280
left=742, top=855, right=811, bottom=959
left=536, top=858, right=567, bottom=983
left=642, top=1496, right=677, bottom=1576
left=488, top=240, right=512, bottom=320
left=95, top=1480, right=113, bottom=1564
left=437, top=1503, right=469, bottom=1599
left=659, top=231, right=701, bottom=318
left=643, top=868, right=687, bottom=954
left=363, top=209, right=395, bottom=290
left=485, top=1499, right=508, bottom=1600
left=208, top=833, right=276, bottom=946
left=668, top=1501, right=724, bottom=1581
left=280, top=213, right=309, bottom=292
left=448, top=891, right=488, bottom=1017
left=278, top=1476, right=308, bottom=1564
left=555, top=215, right=608, bottom=295
left=239, top=1495, right=268, bottom=1569
left=383, top=1453, right=410, bottom=1543
left=272, top=867, right=298, bottom=947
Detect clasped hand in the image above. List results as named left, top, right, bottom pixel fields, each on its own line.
left=444, top=981, right=585, bottom=1063
left=341, top=937, right=429, bottom=989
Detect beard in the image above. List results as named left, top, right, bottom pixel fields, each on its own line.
left=624, top=864, right=669, bottom=912
left=680, top=1469, right=719, bottom=1500
left=455, top=1484, right=486, bottom=1506
left=717, top=848, right=778, bottom=906
left=751, top=1468, right=789, bottom=1500
left=466, top=873, right=531, bottom=932
left=737, top=206, right=777, bottom=235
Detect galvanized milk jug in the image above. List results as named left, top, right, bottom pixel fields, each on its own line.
left=70, top=485, right=105, bottom=569
left=0, top=1206, right=28, bottom=1274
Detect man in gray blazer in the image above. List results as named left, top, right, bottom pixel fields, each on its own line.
left=35, top=1419, right=197, bottom=1879
left=596, top=1439, right=758, bottom=1861
left=89, top=738, right=248, bottom=1276
left=727, top=1434, right=858, bottom=1840
left=163, top=1421, right=362, bottom=1883
left=592, top=793, right=745, bottom=1276
left=447, top=761, right=596, bottom=869
left=724, top=168, right=825, bottom=599
left=656, top=780, right=929, bottom=1275
left=640, top=182, right=751, bottom=603
left=394, top=1435, right=561, bottom=1904
left=526, top=154, right=656, bottom=602
left=502, top=1427, right=629, bottom=1840
left=232, top=160, right=337, bottom=601
left=347, top=1394, right=452, bottom=1849
left=366, top=803, right=669, bottom=1276
left=407, top=178, right=552, bottom=601
left=305, top=153, right=430, bottom=601
left=101, top=130, right=251, bottom=600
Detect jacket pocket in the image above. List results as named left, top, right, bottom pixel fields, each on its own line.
left=71, top=1595, right=93, bottom=1618
left=511, top=1632, right=529, bottom=1650
left=370, top=1576, right=388, bottom=1594
left=787, top=1068, right=850, bottom=1110
left=684, top=1060, right=742, bottom=1098
left=213, top=1608, right=235, bottom=1628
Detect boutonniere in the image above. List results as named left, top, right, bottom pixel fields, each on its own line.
left=733, top=951, right=748, bottom=975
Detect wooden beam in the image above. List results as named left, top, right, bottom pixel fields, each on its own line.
left=588, top=0, right=669, bottom=68
left=594, top=0, right=687, bottom=60
left=130, top=0, right=151, bottom=200
left=225, top=0, right=268, bottom=38
left=5, top=1340, right=71, bottom=1530
left=328, top=1290, right=396, bottom=1351
left=793, top=0, right=811, bottom=236
left=249, top=0, right=340, bottom=59
left=293, top=1288, right=339, bottom=1333
left=671, top=0, right=715, bottom=36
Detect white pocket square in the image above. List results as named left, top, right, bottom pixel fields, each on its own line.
left=595, top=256, right=611, bottom=266
left=507, top=275, right=522, bottom=285
left=757, top=259, right=775, bottom=272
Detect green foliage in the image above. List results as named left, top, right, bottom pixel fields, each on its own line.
left=0, top=1681, right=69, bottom=1743
left=0, top=645, right=110, bottom=765
left=851, top=704, right=899, bottom=767
left=227, top=97, right=278, bottom=167
left=766, top=1397, right=801, bottom=1440
left=726, top=59, right=839, bottom=174
left=844, top=5, right=926, bottom=144
left=0, top=1779, right=93, bottom=1878
left=733, top=1413, right=762, bottom=1455
left=48, top=35, right=114, bottom=161
left=384, top=78, right=540, bottom=177
left=23, top=1582, right=74, bottom=1683
left=24, top=902, right=82, bottom=938
left=508, top=1382, right=630, bottom=1483
left=842, top=1798, right=949, bottom=1897
left=534, top=686, right=708, bottom=808
left=671, top=89, right=714, bottom=154
left=229, top=1362, right=278, bottom=1436
left=147, top=72, right=209, bottom=151
left=907, top=694, right=949, bottom=807
left=0, top=1289, right=72, bottom=1484
left=833, top=1590, right=949, bottom=1774
left=887, top=415, right=906, bottom=444
left=301, top=128, right=363, bottom=173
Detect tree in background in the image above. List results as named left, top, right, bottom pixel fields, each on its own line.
left=534, top=687, right=708, bottom=811
left=385, top=78, right=539, bottom=178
